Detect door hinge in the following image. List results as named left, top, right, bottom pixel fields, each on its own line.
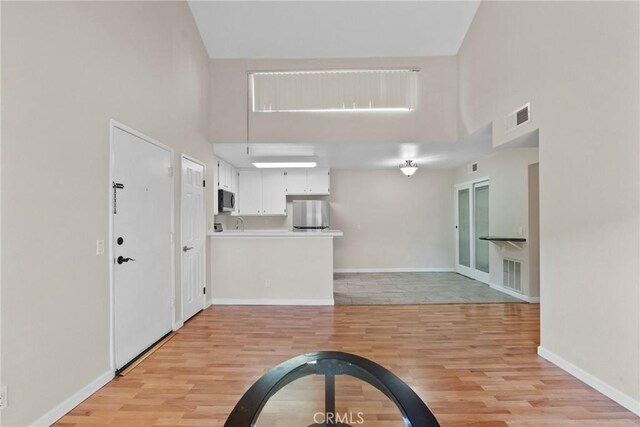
left=203, top=287, right=206, bottom=295
left=203, top=180, right=206, bottom=187
left=168, top=166, right=173, bottom=177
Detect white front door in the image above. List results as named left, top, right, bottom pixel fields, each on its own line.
left=181, top=156, right=206, bottom=321
left=111, top=125, right=173, bottom=371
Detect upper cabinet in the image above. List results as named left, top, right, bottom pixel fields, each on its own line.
left=285, top=168, right=330, bottom=195
left=238, top=170, right=262, bottom=215
left=219, top=165, right=330, bottom=216
left=285, top=169, right=307, bottom=194
left=261, top=170, right=287, bottom=215
left=237, top=169, right=287, bottom=216
left=217, top=158, right=238, bottom=194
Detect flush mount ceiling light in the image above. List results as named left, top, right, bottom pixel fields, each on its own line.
left=253, top=162, right=317, bottom=168
left=399, top=160, right=418, bottom=176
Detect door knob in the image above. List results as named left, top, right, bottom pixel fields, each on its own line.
left=117, top=256, right=135, bottom=264
left=183, top=246, right=193, bottom=252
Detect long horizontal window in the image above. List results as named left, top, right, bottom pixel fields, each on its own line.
left=250, top=69, right=418, bottom=113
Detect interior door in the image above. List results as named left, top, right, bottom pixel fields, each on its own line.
left=181, top=156, right=206, bottom=321
left=455, top=185, right=474, bottom=278
left=112, top=126, right=173, bottom=371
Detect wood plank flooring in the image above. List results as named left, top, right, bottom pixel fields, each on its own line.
left=56, top=304, right=639, bottom=426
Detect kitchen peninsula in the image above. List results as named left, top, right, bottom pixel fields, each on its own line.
left=209, top=229, right=343, bottom=305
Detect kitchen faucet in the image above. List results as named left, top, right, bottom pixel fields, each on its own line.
left=235, top=216, right=244, bottom=232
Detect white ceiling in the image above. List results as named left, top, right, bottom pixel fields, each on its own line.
left=188, top=1, right=481, bottom=59
left=214, top=126, right=540, bottom=170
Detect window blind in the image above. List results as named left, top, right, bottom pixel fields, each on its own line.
left=250, top=69, right=418, bottom=112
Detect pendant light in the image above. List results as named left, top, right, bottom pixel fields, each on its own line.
left=399, top=160, right=418, bottom=176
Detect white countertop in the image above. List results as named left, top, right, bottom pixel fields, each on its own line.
left=208, top=229, right=343, bottom=238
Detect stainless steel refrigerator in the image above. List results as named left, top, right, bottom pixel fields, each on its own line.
left=292, top=200, right=329, bottom=230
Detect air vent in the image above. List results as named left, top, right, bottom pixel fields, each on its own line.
left=467, top=162, right=478, bottom=174
left=505, top=103, right=530, bottom=133
left=503, top=259, right=522, bottom=292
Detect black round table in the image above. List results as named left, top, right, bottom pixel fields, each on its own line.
left=224, top=351, right=440, bottom=427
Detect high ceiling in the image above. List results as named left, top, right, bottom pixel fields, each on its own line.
left=188, top=1, right=480, bottom=59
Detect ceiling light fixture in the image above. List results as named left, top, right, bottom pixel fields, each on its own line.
left=253, top=162, right=317, bottom=168
left=399, top=160, right=418, bottom=176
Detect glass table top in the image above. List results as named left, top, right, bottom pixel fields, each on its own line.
left=224, top=351, right=440, bottom=427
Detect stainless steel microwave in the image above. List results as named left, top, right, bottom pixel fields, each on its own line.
left=218, top=189, right=235, bottom=212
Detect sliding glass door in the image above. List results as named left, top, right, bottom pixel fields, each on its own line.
left=456, top=186, right=474, bottom=278
left=455, top=181, right=490, bottom=283
left=474, top=182, right=490, bottom=283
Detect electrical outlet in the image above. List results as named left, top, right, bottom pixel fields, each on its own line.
left=1, top=386, right=8, bottom=409
left=96, top=239, right=105, bottom=255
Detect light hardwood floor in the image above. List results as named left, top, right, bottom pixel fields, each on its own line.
left=57, top=304, right=639, bottom=426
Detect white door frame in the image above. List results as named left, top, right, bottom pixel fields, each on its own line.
left=180, top=153, right=207, bottom=322
left=108, top=120, right=176, bottom=371
left=454, top=177, right=490, bottom=283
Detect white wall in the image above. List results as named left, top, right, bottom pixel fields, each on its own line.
left=209, top=57, right=458, bottom=144
left=210, top=237, right=334, bottom=302
left=1, top=2, right=213, bottom=425
left=458, top=0, right=639, bottom=410
left=331, top=169, right=454, bottom=270
left=454, top=147, right=539, bottom=297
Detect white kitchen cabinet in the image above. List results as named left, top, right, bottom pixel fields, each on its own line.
left=285, top=170, right=307, bottom=194
left=307, top=168, right=330, bottom=195
left=217, top=159, right=229, bottom=190
left=217, top=158, right=239, bottom=195
left=285, top=168, right=330, bottom=195
left=230, top=166, right=238, bottom=195
left=237, top=170, right=262, bottom=215
left=261, top=170, right=287, bottom=215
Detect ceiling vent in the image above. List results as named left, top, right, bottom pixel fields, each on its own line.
left=504, top=103, right=530, bottom=133
left=467, top=162, right=478, bottom=174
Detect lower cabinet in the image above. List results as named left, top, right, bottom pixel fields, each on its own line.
left=238, top=170, right=286, bottom=216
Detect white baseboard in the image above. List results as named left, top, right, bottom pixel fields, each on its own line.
left=537, top=346, right=640, bottom=416
left=489, top=282, right=540, bottom=303
left=172, top=320, right=184, bottom=331
left=211, top=298, right=334, bottom=306
left=334, top=267, right=455, bottom=273
left=31, top=370, right=114, bottom=427
left=205, top=298, right=213, bottom=308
